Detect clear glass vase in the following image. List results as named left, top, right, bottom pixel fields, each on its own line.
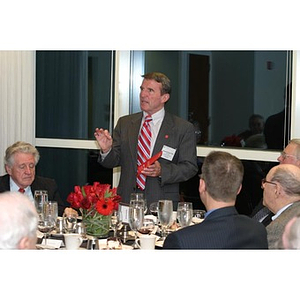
left=82, top=209, right=111, bottom=238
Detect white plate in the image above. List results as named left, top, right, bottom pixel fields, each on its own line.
left=192, top=217, right=204, bottom=224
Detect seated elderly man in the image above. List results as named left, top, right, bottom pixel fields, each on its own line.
left=262, top=164, right=300, bottom=249
left=163, top=151, right=268, bottom=249
left=0, top=141, right=70, bottom=216
left=0, top=192, right=38, bottom=249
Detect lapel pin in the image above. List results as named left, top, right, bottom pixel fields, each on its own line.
left=165, top=135, right=169, bottom=139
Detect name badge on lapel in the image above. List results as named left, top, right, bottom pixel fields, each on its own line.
left=162, top=145, right=176, bottom=161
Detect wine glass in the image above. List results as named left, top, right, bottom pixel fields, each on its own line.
left=177, top=202, right=193, bottom=227
left=149, top=201, right=158, bottom=217
left=158, top=200, right=173, bottom=239
left=128, top=201, right=144, bottom=248
left=38, top=202, right=56, bottom=248
left=130, top=193, right=147, bottom=214
left=63, top=212, right=77, bottom=233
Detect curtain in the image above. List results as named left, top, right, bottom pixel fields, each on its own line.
left=0, top=51, right=35, bottom=174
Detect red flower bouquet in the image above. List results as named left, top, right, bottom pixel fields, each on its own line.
left=67, top=182, right=121, bottom=237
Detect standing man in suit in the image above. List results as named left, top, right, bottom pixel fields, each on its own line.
left=0, top=141, right=68, bottom=216
left=163, top=151, right=268, bottom=249
left=262, top=163, right=300, bottom=249
left=94, top=72, right=198, bottom=207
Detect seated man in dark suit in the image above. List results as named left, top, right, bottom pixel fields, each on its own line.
left=0, top=141, right=68, bottom=216
left=163, top=151, right=268, bottom=249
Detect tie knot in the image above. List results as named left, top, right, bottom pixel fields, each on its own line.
left=18, top=188, right=25, bottom=193
left=145, top=115, right=152, bottom=122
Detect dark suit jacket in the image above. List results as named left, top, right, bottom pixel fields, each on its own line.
left=163, top=206, right=268, bottom=249
left=0, top=174, right=66, bottom=216
left=98, top=111, right=198, bottom=206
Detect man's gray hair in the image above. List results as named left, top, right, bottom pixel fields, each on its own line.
left=4, top=141, right=40, bottom=168
left=0, top=192, right=38, bottom=249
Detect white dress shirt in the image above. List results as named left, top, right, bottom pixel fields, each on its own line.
left=9, top=177, right=34, bottom=202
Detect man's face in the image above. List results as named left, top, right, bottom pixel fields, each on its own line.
left=262, top=169, right=278, bottom=212
left=6, top=152, right=36, bottom=188
left=139, top=79, right=169, bottom=115
left=277, top=143, right=300, bottom=167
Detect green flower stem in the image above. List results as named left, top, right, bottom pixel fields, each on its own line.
left=82, top=209, right=111, bottom=237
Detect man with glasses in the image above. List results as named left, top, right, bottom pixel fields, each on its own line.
left=251, top=139, right=300, bottom=225
left=277, top=139, right=300, bottom=167
left=261, top=163, right=300, bottom=249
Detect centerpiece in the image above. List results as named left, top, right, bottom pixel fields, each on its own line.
left=67, top=182, right=121, bottom=237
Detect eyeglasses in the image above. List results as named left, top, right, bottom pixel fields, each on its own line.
left=261, top=178, right=277, bottom=188
left=280, top=151, right=299, bottom=160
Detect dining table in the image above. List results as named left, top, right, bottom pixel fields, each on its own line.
left=35, top=213, right=204, bottom=250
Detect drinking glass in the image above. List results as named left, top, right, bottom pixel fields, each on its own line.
left=149, top=201, right=158, bottom=217
left=38, top=202, right=56, bottom=248
left=110, top=210, right=121, bottom=238
left=47, top=201, right=58, bottom=222
left=128, top=201, right=144, bottom=248
left=34, top=190, right=48, bottom=218
left=158, top=200, right=173, bottom=239
left=63, top=212, right=78, bottom=233
left=177, top=202, right=193, bottom=227
left=130, top=193, right=147, bottom=214
left=138, top=217, right=155, bottom=235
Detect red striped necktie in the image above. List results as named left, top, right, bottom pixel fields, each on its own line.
left=18, top=188, right=25, bottom=193
left=137, top=115, right=152, bottom=190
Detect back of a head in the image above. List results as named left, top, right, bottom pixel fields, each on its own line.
left=201, top=151, right=244, bottom=202
left=0, top=192, right=38, bottom=249
left=282, top=215, right=300, bottom=249
left=290, top=139, right=300, bottom=159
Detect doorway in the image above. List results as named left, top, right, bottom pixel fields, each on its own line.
left=188, top=54, right=210, bottom=145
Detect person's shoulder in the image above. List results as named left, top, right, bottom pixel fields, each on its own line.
left=34, top=175, right=57, bottom=185
left=0, top=174, right=9, bottom=181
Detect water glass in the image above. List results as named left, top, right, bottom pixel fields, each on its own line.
left=130, top=193, right=147, bottom=214
left=34, top=190, right=48, bottom=217
left=45, top=201, right=58, bottom=221
left=177, top=202, right=193, bottom=227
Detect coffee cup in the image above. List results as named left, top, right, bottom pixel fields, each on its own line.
left=136, top=234, right=157, bottom=250
left=64, top=234, right=83, bottom=250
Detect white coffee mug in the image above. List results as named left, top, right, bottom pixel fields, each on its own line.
left=136, top=234, right=157, bottom=250
left=64, top=234, right=83, bottom=250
